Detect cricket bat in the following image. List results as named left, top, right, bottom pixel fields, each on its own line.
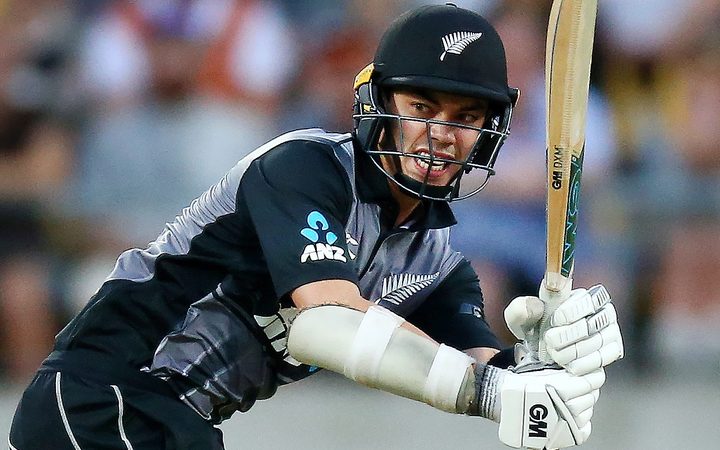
left=534, top=0, right=598, bottom=363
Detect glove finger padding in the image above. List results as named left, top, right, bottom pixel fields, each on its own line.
left=543, top=284, right=624, bottom=376
left=573, top=406, right=594, bottom=430
left=498, top=368, right=603, bottom=449
left=566, top=368, right=604, bottom=399
left=551, top=285, right=611, bottom=327
left=562, top=337, right=624, bottom=376
left=545, top=304, right=618, bottom=350
left=564, top=389, right=599, bottom=418
left=548, top=322, right=624, bottom=375
left=546, top=385, right=588, bottom=449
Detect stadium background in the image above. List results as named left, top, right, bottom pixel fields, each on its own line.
left=1, top=1, right=718, bottom=448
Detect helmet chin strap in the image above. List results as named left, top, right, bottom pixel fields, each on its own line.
left=393, top=172, right=453, bottom=200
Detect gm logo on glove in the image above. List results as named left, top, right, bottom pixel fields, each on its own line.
left=528, top=404, right=549, bottom=438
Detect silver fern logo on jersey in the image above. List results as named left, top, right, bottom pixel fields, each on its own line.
left=440, top=31, right=483, bottom=61
left=379, top=272, right=440, bottom=305
left=345, top=233, right=358, bottom=260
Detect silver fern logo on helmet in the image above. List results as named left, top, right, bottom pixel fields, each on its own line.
left=440, top=31, right=483, bottom=61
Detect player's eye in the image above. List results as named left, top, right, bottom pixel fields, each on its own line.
left=460, top=113, right=479, bottom=123
left=411, top=102, right=430, bottom=113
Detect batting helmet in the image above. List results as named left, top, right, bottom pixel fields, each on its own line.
left=353, top=3, right=519, bottom=201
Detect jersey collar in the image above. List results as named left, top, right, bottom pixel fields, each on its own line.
left=353, top=143, right=457, bottom=230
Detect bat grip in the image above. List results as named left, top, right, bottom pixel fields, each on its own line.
left=536, top=277, right=572, bottom=363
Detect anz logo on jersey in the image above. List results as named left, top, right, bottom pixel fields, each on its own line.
left=299, top=210, right=348, bottom=263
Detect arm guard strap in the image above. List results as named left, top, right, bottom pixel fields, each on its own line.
left=287, top=304, right=477, bottom=413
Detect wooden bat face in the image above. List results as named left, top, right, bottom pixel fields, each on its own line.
left=544, top=0, right=597, bottom=293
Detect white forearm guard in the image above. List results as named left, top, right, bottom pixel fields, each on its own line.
left=288, top=304, right=604, bottom=449
left=287, top=304, right=475, bottom=413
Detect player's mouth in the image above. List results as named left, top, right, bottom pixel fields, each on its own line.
left=411, top=150, right=456, bottom=180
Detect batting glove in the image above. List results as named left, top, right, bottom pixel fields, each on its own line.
left=504, top=284, right=624, bottom=376
left=472, top=365, right=605, bottom=449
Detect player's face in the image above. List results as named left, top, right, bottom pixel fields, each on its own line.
left=380, top=88, right=489, bottom=187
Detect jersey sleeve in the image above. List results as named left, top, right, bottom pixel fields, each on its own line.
left=239, top=140, right=358, bottom=299
left=406, top=259, right=501, bottom=351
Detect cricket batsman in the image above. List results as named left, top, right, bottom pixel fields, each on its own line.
left=10, top=4, right=623, bottom=449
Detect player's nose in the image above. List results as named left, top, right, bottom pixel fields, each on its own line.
left=429, top=121, right=457, bottom=147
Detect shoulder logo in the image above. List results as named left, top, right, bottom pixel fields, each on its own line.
left=440, top=31, right=483, bottom=61
left=380, top=272, right=439, bottom=305
left=300, top=210, right=347, bottom=263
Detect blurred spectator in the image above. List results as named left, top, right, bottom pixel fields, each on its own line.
left=650, top=5, right=720, bottom=373
left=595, top=0, right=720, bottom=373
left=278, top=0, right=408, bottom=132
left=77, top=0, right=298, bottom=113
left=279, top=25, right=375, bottom=132
left=0, top=0, right=77, bottom=383
left=62, top=0, right=296, bottom=309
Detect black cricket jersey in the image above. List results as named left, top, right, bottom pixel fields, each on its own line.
left=53, top=128, right=500, bottom=419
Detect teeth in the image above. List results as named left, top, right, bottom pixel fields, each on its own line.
left=416, top=152, right=448, bottom=171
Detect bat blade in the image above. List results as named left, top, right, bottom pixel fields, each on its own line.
left=544, top=0, right=597, bottom=293
left=524, top=0, right=598, bottom=364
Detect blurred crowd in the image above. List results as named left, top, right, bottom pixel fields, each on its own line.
left=0, top=0, right=718, bottom=385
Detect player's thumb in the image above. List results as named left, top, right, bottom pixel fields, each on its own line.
left=504, top=296, right=545, bottom=340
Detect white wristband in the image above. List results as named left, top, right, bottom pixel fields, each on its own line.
left=423, top=344, right=475, bottom=412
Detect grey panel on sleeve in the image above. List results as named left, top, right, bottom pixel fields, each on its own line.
left=107, top=129, right=353, bottom=283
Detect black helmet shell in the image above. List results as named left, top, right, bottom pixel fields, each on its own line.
left=373, top=3, right=511, bottom=103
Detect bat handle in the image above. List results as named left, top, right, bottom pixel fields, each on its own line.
left=536, top=276, right=572, bottom=363
left=513, top=277, right=572, bottom=373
